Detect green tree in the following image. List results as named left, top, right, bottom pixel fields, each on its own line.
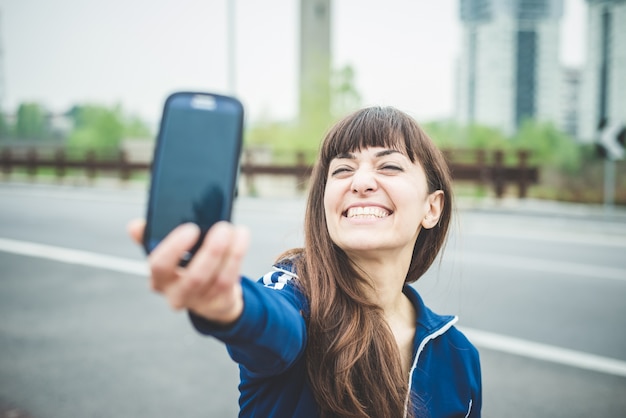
left=15, top=102, right=47, bottom=140
left=245, top=119, right=314, bottom=163
left=66, top=104, right=150, bottom=152
left=423, top=121, right=508, bottom=150
left=512, top=119, right=582, bottom=173
left=465, top=125, right=509, bottom=149
left=331, top=64, right=362, bottom=119
left=0, top=112, right=11, bottom=139
left=68, top=104, right=123, bottom=150
left=423, top=121, right=464, bottom=148
left=124, top=115, right=152, bottom=138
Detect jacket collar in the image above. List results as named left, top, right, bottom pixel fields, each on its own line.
left=403, top=284, right=457, bottom=343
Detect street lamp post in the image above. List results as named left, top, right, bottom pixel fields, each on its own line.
left=227, top=0, right=236, bottom=95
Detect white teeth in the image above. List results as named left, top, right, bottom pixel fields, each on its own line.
left=346, top=206, right=389, bottom=218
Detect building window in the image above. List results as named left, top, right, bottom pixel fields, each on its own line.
left=315, top=2, right=326, bottom=19
left=516, top=29, right=537, bottom=127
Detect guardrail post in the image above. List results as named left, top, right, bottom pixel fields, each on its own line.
left=54, top=149, right=66, bottom=181
left=119, top=150, right=130, bottom=181
left=517, top=150, right=529, bottom=198
left=85, top=150, right=96, bottom=182
left=1, top=148, right=12, bottom=177
left=476, top=149, right=488, bottom=185
left=242, top=149, right=256, bottom=196
left=27, top=148, right=38, bottom=180
left=493, top=150, right=505, bottom=198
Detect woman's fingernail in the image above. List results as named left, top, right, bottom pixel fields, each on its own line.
left=179, top=223, right=200, bottom=238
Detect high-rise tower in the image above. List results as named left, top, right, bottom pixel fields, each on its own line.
left=0, top=10, right=5, bottom=112
left=299, top=0, right=331, bottom=127
left=578, top=0, right=626, bottom=142
left=456, top=0, right=564, bottom=136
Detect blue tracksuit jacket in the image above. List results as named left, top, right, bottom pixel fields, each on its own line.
left=190, top=262, right=482, bottom=417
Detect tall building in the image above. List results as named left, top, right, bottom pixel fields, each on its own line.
left=299, top=0, right=331, bottom=126
left=560, top=67, right=581, bottom=138
left=0, top=10, right=5, bottom=112
left=578, top=0, right=626, bottom=142
left=456, top=0, right=564, bottom=136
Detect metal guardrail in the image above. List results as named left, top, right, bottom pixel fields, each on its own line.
left=0, top=147, right=538, bottom=198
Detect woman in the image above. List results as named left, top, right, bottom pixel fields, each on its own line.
left=129, top=106, right=482, bottom=417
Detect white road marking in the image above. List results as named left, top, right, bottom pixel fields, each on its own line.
left=0, top=186, right=146, bottom=205
left=2, top=237, right=626, bottom=377
left=0, top=237, right=147, bottom=276
left=460, top=327, right=626, bottom=378
left=465, top=229, right=626, bottom=249
left=444, top=251, right=626, bottom=282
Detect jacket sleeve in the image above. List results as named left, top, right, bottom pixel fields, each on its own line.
left=188, top=276, right=307, bottom=379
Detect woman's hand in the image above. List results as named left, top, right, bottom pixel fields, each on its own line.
left=127, top=219, right=250, bottom=325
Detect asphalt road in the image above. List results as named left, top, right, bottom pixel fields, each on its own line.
left=1, top=182, right=625, bottom=418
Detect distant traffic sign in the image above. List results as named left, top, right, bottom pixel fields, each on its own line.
left=597, top=121, right=625, bottom=161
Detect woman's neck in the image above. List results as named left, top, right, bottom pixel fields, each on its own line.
left=348, top=249, right=412, bottom=314
left=347, top=249, right=418, bottom=376
left=350, top=254, right=417, bottom=376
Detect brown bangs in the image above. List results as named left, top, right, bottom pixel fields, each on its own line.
left=320, top=107, right=424, bottom=165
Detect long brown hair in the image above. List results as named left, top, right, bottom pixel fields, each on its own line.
left=286, top=107, right=453, bottom=417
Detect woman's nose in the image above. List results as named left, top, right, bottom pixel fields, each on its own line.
left=351, top=168, right=377, bottom=194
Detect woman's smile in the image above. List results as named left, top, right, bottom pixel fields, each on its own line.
left=344, top=205, right=392, bottom=219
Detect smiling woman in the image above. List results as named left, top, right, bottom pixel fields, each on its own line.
left=290, top=107, right=477, bottom=417
left=129, top=106, right=481, bottom=418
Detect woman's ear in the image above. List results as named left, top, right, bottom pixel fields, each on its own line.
left=421, top=190, right=444, bottom=229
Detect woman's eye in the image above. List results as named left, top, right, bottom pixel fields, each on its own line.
left=331, top=167, right=352, bottom=176
left=380, top=164, right=403, bottom=172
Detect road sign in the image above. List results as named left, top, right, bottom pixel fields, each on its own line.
left=597, top=122, right=625, bottom=161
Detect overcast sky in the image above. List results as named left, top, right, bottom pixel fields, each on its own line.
left=1, top=0, right=586, bottom=127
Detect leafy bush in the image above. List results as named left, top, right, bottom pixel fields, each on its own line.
left=423, top=121, right=509, bottom=150
left=66, top=104, right=152, bottom=152
left=14, top=103, right=48, bottom=140
left=511, top=119, right=582, bottom=174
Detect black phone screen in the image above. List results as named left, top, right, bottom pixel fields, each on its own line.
left=144, top=93, right=243, bottom=253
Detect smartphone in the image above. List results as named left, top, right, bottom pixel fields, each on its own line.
left=142, top=92, right=244, bottom=256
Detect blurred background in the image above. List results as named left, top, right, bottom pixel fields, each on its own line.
left=0, top=0, right=624, bottom=203
left=1, top=1, right=625, bottom=417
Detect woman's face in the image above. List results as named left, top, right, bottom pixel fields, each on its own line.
left=323, top=146, right=441, bottom=261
